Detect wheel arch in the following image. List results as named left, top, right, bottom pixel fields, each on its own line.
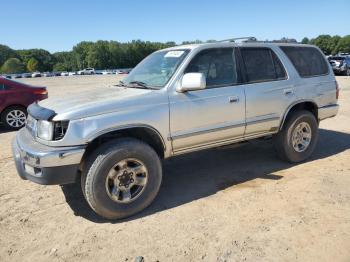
left=279, top=100, right=318, bottom=130
left=0, top=104, right=27, bottom=114
left=84, top=125, right=166, bottom=160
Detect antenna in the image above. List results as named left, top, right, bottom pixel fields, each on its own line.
left=219, top=37, right=257, bottom=43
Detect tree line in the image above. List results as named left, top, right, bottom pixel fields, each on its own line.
left=1, top=35, right=350, bottom=74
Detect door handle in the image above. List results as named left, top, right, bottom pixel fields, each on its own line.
left=284, top=88, right=294, bottom=96
left=229, top=96, right=239, bottom=103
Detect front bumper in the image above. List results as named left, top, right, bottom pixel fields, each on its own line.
left=332, top=67, right=346, bottom=74
left=318, top=104, right=339, bottom=121
left=12, top=128, right=86, bottom=185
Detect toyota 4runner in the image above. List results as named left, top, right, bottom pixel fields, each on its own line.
left=12, top=39, right=339, bottom=219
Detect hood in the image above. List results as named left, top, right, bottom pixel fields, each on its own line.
left=38, top=86, right=164, bottom=120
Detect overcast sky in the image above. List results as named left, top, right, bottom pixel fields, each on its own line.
left=1, top=0, right=348, bottom=52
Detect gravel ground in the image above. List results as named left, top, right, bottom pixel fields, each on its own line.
left=0, top=75, right=350, bottom=262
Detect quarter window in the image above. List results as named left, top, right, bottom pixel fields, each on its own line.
left=240, top=48, right=287, bottom=83
left=280, top=46, right=329, bottom=77
left=185, top=48, right=238, bottom=88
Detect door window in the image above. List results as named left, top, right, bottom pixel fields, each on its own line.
left=240, top=47, right=287, bottom=83
left=185, top=48, right=239, bottom=88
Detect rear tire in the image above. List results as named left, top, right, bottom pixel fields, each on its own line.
left=273, top=110, right=318, bottom=163
left=1, top=106, right=27, bottom=130
left=81, top=138, right=162, bottom=220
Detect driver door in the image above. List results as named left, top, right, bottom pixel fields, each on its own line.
left=169, top=48, right=246, bottom=154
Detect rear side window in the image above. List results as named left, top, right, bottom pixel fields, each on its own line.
left=240, top=48, right=287, bottom=83
left=185, top=48, right=238, bottom=88
left=280, top=46, right=329, bottom=77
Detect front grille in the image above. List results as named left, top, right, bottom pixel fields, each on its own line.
left=53, top=121, right=69, bottom=140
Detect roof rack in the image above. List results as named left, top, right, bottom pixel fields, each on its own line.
left=219, top=37, right=257, bottom=43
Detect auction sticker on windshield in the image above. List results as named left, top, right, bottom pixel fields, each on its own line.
left=164, top=51, right=185, bottom=58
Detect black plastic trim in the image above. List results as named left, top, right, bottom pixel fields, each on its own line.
left=27, top=102, right=56, bottom=120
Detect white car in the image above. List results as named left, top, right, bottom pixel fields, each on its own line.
left=77, top=68, right=95, bottom=75
left=101, top=70, right=113, bottom=75
left=31, top=72, right=41, bottom=78
left=60, top=72, right=69, bottom=76
left=68, top=72, right=77, bottom=76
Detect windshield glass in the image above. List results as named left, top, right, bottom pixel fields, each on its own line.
left=123, top=49, right=190, bottom=89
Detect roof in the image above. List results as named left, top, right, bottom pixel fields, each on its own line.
left=161, top=41, right=317, bottom=52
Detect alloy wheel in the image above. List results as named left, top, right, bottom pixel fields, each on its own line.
left=291, top=122, right=312, bottom=152
left=105, top=158, right=148, bottom=203
left=6, top=109, right=26, bottom=128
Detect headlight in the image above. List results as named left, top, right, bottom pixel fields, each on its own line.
left=37, top=120, right=54, bottom=141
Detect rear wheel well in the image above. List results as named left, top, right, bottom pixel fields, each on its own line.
left=281, top=102, right=318, bottom=129
left=83, top=127, right=165, bottom=165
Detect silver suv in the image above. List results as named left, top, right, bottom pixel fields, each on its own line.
left=12, top=39, right=339, bottom=219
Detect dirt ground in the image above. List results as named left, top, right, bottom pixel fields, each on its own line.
left=1, top=75, right=350, bottom=262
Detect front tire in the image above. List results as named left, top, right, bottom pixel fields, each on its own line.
left=81, top=138, right=162, bottom=220
left=273, top=110, right=318, bottom=163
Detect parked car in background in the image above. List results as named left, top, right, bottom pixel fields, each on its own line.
left=31, top=72, right=41, bottom=78
left=12, top=41, right=339, bottom=219
left=22, top=73, right=32, bottom=78
left=328, top=56, right=350, bottom=76
left=43, top=72, right=54, bottom=77
left=115, top=69, right=131, bottom=75
left=77, top=68, right=95, bottom=75
left=68, top=72, right=77, bottom=76
left=0, top=77, right=48, bottom=129
left=60, top=71, right=69, bottom=76
left=13, top=74, right=22, bottom=79
left=102, top=70, right=113, bottom=75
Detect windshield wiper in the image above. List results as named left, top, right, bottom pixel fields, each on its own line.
left=127, top=81, right=158, bottom=90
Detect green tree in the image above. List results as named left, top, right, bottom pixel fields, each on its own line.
left=310, top=35, right=333, bottom=54
left=301, top=37, right=310, bottom=44
left=1, top=58, right=25, bottom=74
left=53, top=51, right=77, bottom=71
left=87, top=40, right=111, bottom=69
left=27, top=57, right=39, bottom=72
left=0, top=44, right=18, bottom=67
left=334, top=35, right=350, bottom=54
left=52, top=62, right=67, bottom=72
left=72, top=41, right=94, bottom=69
left=330, top=35, right=341, bottom=54
left=17, top=49, right=54, bottom=71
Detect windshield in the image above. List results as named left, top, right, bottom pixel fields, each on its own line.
left=123, top=49, right=190, bottom=89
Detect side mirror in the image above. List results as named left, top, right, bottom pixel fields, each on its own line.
left=177, top=73, right=206, bottom=92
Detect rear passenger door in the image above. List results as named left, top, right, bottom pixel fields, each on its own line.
left=239, top=47, right=296, bottom=136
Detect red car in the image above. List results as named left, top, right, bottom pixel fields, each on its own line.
left=0, top=77, right=48, bottom=130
